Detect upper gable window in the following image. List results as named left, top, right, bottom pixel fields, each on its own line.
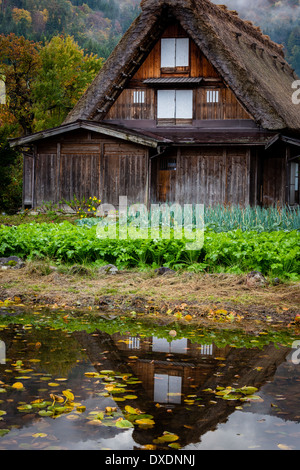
left=161, top=38, right=189, bottom=68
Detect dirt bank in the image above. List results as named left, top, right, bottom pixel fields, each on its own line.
left=0, top=263, right=299, bottom=328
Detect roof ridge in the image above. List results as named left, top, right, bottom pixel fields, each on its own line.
left=141, top=0, right=285, bottom=57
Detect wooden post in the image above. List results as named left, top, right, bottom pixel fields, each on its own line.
left=285, top=145, right=290, bottom=206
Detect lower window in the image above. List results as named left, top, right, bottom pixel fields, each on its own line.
left=157, top=89, right=193, bottom=120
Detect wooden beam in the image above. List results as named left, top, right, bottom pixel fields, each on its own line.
left=281, top=136, right=300, bottom=147
left=265, top=133, right=280, bottom=149
left=9, top=121, right=160, bottom=149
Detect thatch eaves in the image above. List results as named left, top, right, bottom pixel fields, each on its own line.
left=63, top=0, right=300, bottom=131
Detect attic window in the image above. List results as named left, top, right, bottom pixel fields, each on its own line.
left=206, top=90, right=219, bottom=103
left=161, top=38, right=189, bottom=68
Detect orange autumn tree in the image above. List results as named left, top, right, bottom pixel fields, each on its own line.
left=0, top=33, right=41, bottom=136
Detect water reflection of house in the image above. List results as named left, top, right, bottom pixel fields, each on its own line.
left=112, top=333, right=230, bottom=404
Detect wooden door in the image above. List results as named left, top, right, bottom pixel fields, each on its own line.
left=157, top=157, right=177, bottom=202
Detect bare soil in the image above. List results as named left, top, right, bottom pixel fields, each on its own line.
left=0, top=264, right=299, bottom=328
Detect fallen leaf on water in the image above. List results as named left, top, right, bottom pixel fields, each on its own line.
left=153, top=432, right=179, bottom=443
left=63, top=390, right=74, bottom=402
left=12, top=382, right=24, bottom=389
left=277, top=443, right=293, bottom=450
left=135, top=418, right=155, bottom=426
left=115, top=418, right=134, bottom=429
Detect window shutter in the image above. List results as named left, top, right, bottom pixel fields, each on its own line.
left=161, top=38, right=176, bottom=67
left=157, top=90, right=176, bottom=118
left=175, top=38, right=189, bottom=67
left=175, top=90, right=193, bottom=118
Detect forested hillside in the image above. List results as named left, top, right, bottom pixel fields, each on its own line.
left=0, top=0, right=140, bottom=58
left=0, top=0, right=299, bottom=73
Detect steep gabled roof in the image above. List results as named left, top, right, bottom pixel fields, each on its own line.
left=63, top=0, right=300, bottom=131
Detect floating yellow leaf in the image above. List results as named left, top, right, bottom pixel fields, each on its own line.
left=135, top=418, right=155, bottom=426
left=105, top=406, right=117, bottom=413
left=48, top=382, right=59, bottom=387
left=50, top=394, right=64, bottom=403
left=12, top=382, right=24, bottom=389
left=84, top=372, right=100, bottom=377
left=184, top=315, right=193, bottom=322
left=125, top=405, right=141, bottom=415
left=63, top=390, right=74, bottom=402
left=32, top=433, right=47, bottom=438
left=154, top=432, right=179, bottom=443
left=76, top=405, right=86, bottom=413
left=277, top=443, right=293, bottom=450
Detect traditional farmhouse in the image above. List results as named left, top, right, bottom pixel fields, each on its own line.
left=10, top=0, right=300, bottom=209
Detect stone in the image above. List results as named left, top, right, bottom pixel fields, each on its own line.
left=155, top=266, right=175, bottom=275
left=98, top=264, right=119, bottom=275
left=246, top=270, right=267, bottom=288
left=0, top=256, right=25, bottom=269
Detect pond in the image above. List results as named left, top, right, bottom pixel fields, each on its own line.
left=0, top=308, right=300, bottom=451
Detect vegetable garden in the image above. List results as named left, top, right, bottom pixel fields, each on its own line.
left=0, top=205, right=299, bottom=280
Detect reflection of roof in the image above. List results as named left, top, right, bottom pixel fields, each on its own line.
left=63, top=0, right=300, bottom=131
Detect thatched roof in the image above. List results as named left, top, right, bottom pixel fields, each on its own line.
left=63, top=0, right=300, bottom=131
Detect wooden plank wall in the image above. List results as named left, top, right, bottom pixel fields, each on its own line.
left=262, top=154, right=286, bottom=206
left=151, top=147, right=251, bottom=206
left=34, top=130, right=149, bottom=208
left=105, top=22, right=252, bottom=122
left=106, top=86, right=251, bottom=121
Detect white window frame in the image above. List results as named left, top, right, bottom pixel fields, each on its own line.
left=206, top=90, right=219, bottom=103
left=157, top=89, right=193, bottom=120
left=161, top=38, right=189, bottom=68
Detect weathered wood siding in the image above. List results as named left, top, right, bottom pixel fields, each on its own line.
left=23, top=154, right=34, bottom=207
left=105, top=22, right=252, bottom=122
left=262, top=154, right=286, bottom=206
left=151, top=147, right=251, bottom=206
left=32, top=130, right=149, bottom=208
left=102, top=142, right=148, bottom=206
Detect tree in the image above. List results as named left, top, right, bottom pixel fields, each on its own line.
left=0, top=33, right=41, bottom=135
left=32, top=35, right=103, bottom=130
left=0, top=123, right=22, bottom=213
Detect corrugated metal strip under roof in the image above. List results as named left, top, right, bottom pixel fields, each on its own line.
left=143, top=77, right=203, bottom=84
